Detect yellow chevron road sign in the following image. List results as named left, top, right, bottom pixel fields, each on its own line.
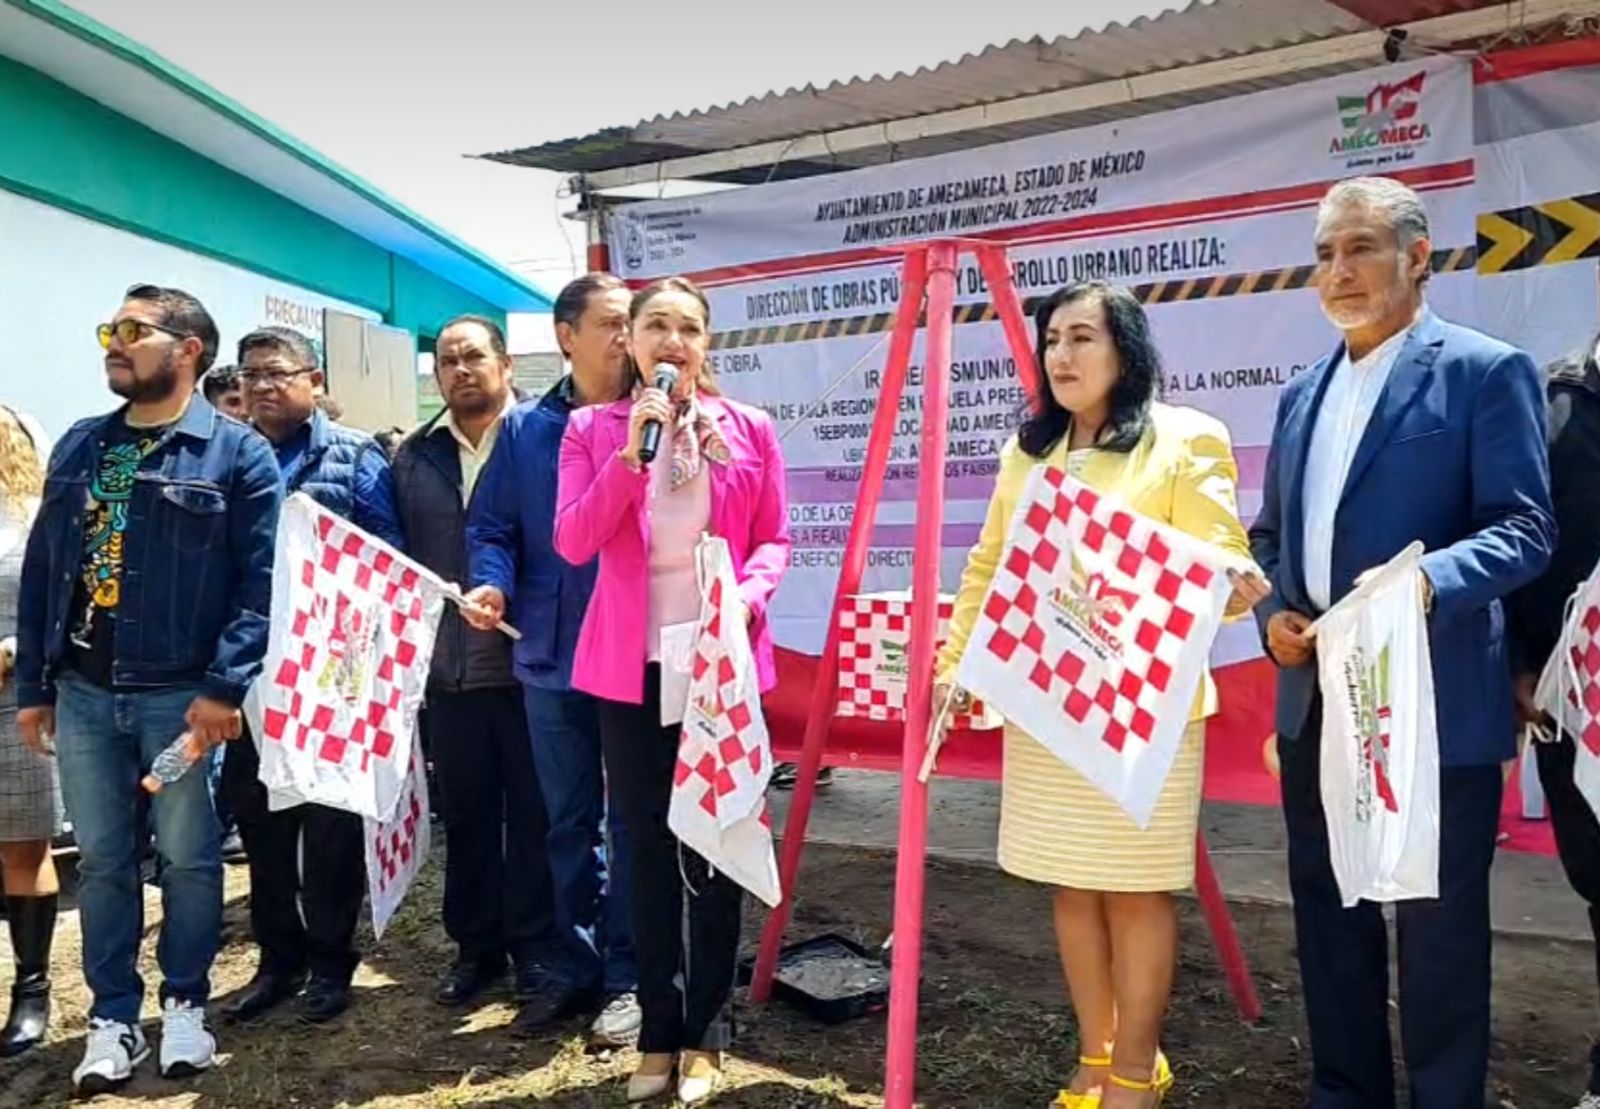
left=1477, top=193, right=1600, bottom=274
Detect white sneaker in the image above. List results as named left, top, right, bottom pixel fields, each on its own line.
left=1575, top=1093, right=1600, bottom=1109
left=72, top=1019, right=149, bottom=1097
left=158, top=998, right=215, bottom=1079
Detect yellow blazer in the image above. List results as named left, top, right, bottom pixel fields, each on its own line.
left=938, top=403, right=1255, bottom=722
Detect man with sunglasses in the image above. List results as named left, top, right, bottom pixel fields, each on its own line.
left=15, top=284, right=281, bottom=1096
left=218, top=325, right=403, bottom=1030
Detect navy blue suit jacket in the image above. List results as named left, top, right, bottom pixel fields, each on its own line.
left=466, top=380, right=598, bottom=691
left=1249, top=311, right=1555, bottom=767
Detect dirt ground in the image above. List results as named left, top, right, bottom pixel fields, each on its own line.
left=0, top=842, right=1594, bottom=1108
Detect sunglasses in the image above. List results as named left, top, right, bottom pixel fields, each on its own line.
left=96, top=318, right=193, bottom=350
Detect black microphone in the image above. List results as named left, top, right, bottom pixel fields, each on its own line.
left=638, top=365, right=679, bottom=464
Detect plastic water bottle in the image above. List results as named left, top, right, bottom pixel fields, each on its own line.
left=141, top=732, right=201, bottom=794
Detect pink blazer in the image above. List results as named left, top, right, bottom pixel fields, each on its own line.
left=554, top=394, right=792, bottom=705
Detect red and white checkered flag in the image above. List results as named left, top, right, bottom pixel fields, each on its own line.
left=953, top=467, right=1237, bottom=827
left=1536, top=560, right=1600, bottom=821
left=668, top=536, right=782, bottom=907
left=245, top=494, right=446, bottom=822
left=837, top=593, right=999, bottom=730
left=364, top=737, right=431, bottom=940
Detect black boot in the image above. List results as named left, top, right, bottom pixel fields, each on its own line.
left=0, top=893, right=57, bottom=1057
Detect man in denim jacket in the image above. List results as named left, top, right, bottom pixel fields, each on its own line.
left=16, top=284, right=281, bottom=1096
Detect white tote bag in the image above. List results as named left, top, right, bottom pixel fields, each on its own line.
left=1312, top=542, right=1440, bottom=906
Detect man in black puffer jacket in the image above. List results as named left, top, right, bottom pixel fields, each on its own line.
left=222, top=326, right=404, bottom=1027
left=1509, top=330, right=1600, bottom=1109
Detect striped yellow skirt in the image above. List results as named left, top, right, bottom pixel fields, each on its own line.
left=997, top=720, right=1205, bottom=892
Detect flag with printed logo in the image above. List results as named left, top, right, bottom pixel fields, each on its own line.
left=364, top=739, right=431, bottom=939
left=1536, top=561, right=1600, bottom=822
left=838, top=592, right=1001, bottom=730
left=954, top=467, right=1237, bottom=827
left=245, top=493, right=446, bottom=822
left=668, top=536, right=782, bottom=906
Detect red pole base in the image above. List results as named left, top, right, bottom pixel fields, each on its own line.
left=749, top=251, right=931, bottom=1004
left=1195, top=832, right=1263, bottom=1023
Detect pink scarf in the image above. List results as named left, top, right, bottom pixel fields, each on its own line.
left=635, top=384, right=731, bottom=490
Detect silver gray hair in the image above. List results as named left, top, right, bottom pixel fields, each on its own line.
left=1316, top=176, right=1432, bottom=248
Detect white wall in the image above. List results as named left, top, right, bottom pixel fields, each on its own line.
left=507, top=311, right=557, bottom=355
left=0, top=188, right=377, bottom=440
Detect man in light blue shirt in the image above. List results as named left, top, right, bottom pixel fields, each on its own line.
left=1299, top=314, right=1416, bottom=612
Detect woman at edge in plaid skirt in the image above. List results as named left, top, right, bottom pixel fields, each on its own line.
left=0, top=403, right=65, bottom=1057
left=935, top=283, right=1269, bottom=1109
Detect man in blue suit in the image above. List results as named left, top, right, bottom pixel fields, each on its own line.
left=463, top=274, right=640, bottom=1047
left=1250, top=176, right=1555, bottom=1108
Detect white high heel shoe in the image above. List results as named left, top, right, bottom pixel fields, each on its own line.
left=626, top=1052, right=675, bottom=1102
left=677, top=1050, right=725, bottom=1104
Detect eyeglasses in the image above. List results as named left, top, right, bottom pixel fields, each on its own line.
left=96, top=318, right=192, bottom=350
left=239, top=366, right=316, bottom=388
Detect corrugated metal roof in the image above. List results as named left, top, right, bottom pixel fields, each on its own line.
left=624, top=1, right=1349, bottom=145
left=1330, top=0, right=1513, bottom=22
left=480, top=0, right=1521, bottom=185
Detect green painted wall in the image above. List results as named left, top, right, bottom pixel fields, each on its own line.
left=389, top=255, right=507, bottom=342
left=0, top=55, right=505, bottom=331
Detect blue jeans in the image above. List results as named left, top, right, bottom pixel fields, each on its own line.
left=522, top=685, right=636, bottom=993
left=55, top=673, right=222, bottom=1024
left=209, top=741, right=236, bottom=837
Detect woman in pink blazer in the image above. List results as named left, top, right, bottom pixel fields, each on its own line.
left=554, top=277, right=790, bottom=1104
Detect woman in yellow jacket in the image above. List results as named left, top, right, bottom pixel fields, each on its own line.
left=936, top=281, right=1268, bottom=1108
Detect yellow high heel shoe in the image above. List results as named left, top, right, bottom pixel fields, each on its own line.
left=1051, top=1054, right=1113, bottom=1108
left=1106, top=1053, right=1174, bottom=1106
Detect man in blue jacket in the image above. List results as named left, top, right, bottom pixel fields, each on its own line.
left=220, top=326, right=404, bottom=1029
left=464, top=273, right=640, bottom=1046
left=16, top=285, right=281, bottom=1096
left=1250, top=177, right=1555, bottom=1108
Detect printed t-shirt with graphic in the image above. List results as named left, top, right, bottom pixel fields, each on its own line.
left=67, top=417, right=172, bottom=686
